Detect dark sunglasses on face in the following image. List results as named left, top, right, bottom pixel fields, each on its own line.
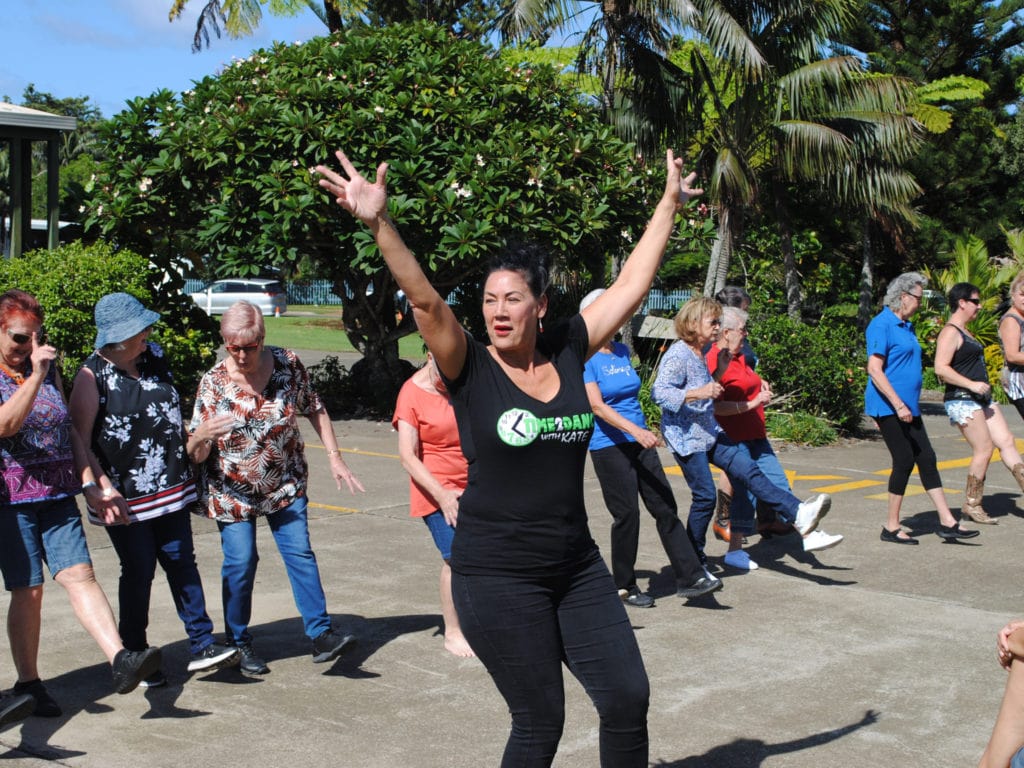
left=5, top=327, right=43, bottom=345
left=965, top=298, right=981, bottom=306
left=226, top=340, right=262, bottom=354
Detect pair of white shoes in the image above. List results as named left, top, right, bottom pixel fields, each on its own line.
left=794, top=493, right=843, bottom=552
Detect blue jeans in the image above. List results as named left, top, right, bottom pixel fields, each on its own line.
left=727, top=439, right=791, bottom=536
left=106, top=509, right=216, bottom=655
left=675, top=436, right=800, bottom=559
left=217, top=495, right=330, bottom=644
left=452, top=553, right=649, bottom=767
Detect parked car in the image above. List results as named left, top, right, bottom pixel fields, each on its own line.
left=190, top=278, right=287, bottom=316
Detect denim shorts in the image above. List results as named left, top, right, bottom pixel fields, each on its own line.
left=0, top=496, right=92, bottom=589
left=945, top=398, right=987, bottom=426
left=1013, top=745, right=1024, bottom=768
left=422, top=510, right=456, bottom=561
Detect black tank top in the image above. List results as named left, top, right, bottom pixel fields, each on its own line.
left=942, top=325, right=991, bottom=404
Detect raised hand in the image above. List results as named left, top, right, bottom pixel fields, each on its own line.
left=29, top=331, right=56, bottom=377
left=315, top=150, right=389, bottom=224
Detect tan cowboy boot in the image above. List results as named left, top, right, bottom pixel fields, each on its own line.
left=962, top=473, right=998, bottom=524
left=1013, top=463, right=1024, bottom=494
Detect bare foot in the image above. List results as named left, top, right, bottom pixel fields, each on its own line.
left=444, top=633, right=475, bottom=658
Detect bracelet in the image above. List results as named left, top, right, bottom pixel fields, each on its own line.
left=82, top=481, right=98, bottom=491
left=329, top=448, right=344, bottom=457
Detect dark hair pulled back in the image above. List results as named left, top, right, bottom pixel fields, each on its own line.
left=485, top=241, right=552, bottom=299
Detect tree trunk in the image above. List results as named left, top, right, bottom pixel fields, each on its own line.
left=857, top=217, right=875, bottom=331
left=323, top=1, right=343, bottom=32
left=332, top=276, right=412, bottom=416
left=704, top=205, right=741, bottom=297
left=774, top=185, right=802, bottom=321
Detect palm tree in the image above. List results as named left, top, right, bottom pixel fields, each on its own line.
left=503, top=0, right=702, bottom=156
left=679, top=0, right=922, bottom=314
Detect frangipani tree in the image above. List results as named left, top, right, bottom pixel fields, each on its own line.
left=86, top=22, right=655, bottom=409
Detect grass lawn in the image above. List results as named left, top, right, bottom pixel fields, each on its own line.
left=261, top=306, right=424, bottom=359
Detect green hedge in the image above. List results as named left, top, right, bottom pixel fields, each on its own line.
left=750, top=314, right=868, bottom=434
left=0, top=241, right=219, bottom=407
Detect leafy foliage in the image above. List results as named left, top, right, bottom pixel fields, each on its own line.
left=0, top=242, right=219, bottom=404
left=86, top=22, right=653, bottom=411
left=749, top=313, right=868, bottom=433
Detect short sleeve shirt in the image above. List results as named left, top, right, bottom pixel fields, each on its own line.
left=391, top=377, right=468, bottom=518
left=583, top=341, right=646, bottom=451
left=446, top=315, right=597, bottom=575
left=190, top=346, right=323, bottom=522
left=864, top=307, right=922, bottom=418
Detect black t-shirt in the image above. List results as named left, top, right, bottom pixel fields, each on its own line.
left=447, top=314, right=598, bottom=575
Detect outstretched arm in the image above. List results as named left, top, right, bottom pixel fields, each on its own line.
left=580, top=150, right=702, bottom=358
left=315, top=151, right=466, bottom=381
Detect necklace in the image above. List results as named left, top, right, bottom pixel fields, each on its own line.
left=0, top=361, right=26, bottom=385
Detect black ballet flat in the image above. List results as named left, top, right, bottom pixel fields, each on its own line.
left=936, top=524, right=980, bottom=541
left=880, top=527, right=919, bottom=545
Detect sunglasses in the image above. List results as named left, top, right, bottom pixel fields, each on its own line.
left=5, top=328, right=44, bottom=345
left=965, top=298, right=981, bottom=306
left=226, top=340, right=263, bottom=354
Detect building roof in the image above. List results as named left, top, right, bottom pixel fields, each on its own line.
left=0, top=102, right=76, bottom=132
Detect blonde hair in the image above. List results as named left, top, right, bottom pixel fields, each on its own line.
left=221, top=301, right=265, bottom=344
left=1010, top=271, right=1024, bottom=299
left=673, top=297, right=721, bottom=344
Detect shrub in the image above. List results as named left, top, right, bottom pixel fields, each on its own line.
left=0, top=241, right=219, bottom=404
left=750, top=314, right=868, bottom=434
left=765, top=412, right=838, bottom=446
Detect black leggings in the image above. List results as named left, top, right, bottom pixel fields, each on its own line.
left=452, top=553, right=649, bottom=767
left=876, top=414, right=943, bottom=495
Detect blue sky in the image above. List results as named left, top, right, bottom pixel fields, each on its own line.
left=3, top=0, right=327, bottom=119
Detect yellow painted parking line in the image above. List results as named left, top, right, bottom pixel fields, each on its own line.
left=811, top=479, right=886, bottom=494
left=308, top=502, right=360, bottom=514
left=311, top=444, right=400, bottom=460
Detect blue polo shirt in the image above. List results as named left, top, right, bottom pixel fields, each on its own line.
left=864, top=307, right=923, bottom=418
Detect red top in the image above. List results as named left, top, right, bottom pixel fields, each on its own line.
left=705, top=343, right=766, bottom=442
left=392, top=378, right=468, bottom=518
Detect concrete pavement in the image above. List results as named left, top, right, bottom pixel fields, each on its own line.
left=1, top=395, right=1022, bottom=767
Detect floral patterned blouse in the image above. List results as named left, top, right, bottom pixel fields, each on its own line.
left=190, top=346, right=323, bottom=523
left=82, top=341, right=197, bottom=525
left=651, top=340, right=722, bottom=457
left=0, top=364, right=77, bottom=505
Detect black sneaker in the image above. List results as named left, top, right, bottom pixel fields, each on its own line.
left=139, top=671, right=167, bottom=689
left=620, top=586, right=655, bottom=608
left=235, top=643, right=270, bottom=676
left=0, top=691, right=35, bottom=727
left=187, top=643, right=241, bottom=673
left=111, top=647, right=163, bottom=694
left=311, top=628, right=356, bottom=664
left=12, top=678, right=61, bottom=717
left=676, top=576, right=724, bottom=600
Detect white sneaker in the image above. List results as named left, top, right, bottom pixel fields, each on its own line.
left=803, top=529, right=843, bottom=552
left=794, top=493, right=831, bottom=535
left=723, top=550, right=759, bottom=571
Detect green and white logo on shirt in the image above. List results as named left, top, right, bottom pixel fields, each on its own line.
left=496, top=408, right=594, bottom=446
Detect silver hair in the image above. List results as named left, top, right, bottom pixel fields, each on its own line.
left=883, top=272, right=927, bottom=312
left=720, top=306, right=748, bottom=331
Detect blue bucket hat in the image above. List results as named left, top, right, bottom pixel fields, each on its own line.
left=94, top=293, right=160, bottom=348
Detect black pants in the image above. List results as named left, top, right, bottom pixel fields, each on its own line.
left=452, top=553, right=649, bottom=767
left=589, top=442, right=704, bottom=590
left=876, top=414, right=943, bottom=495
